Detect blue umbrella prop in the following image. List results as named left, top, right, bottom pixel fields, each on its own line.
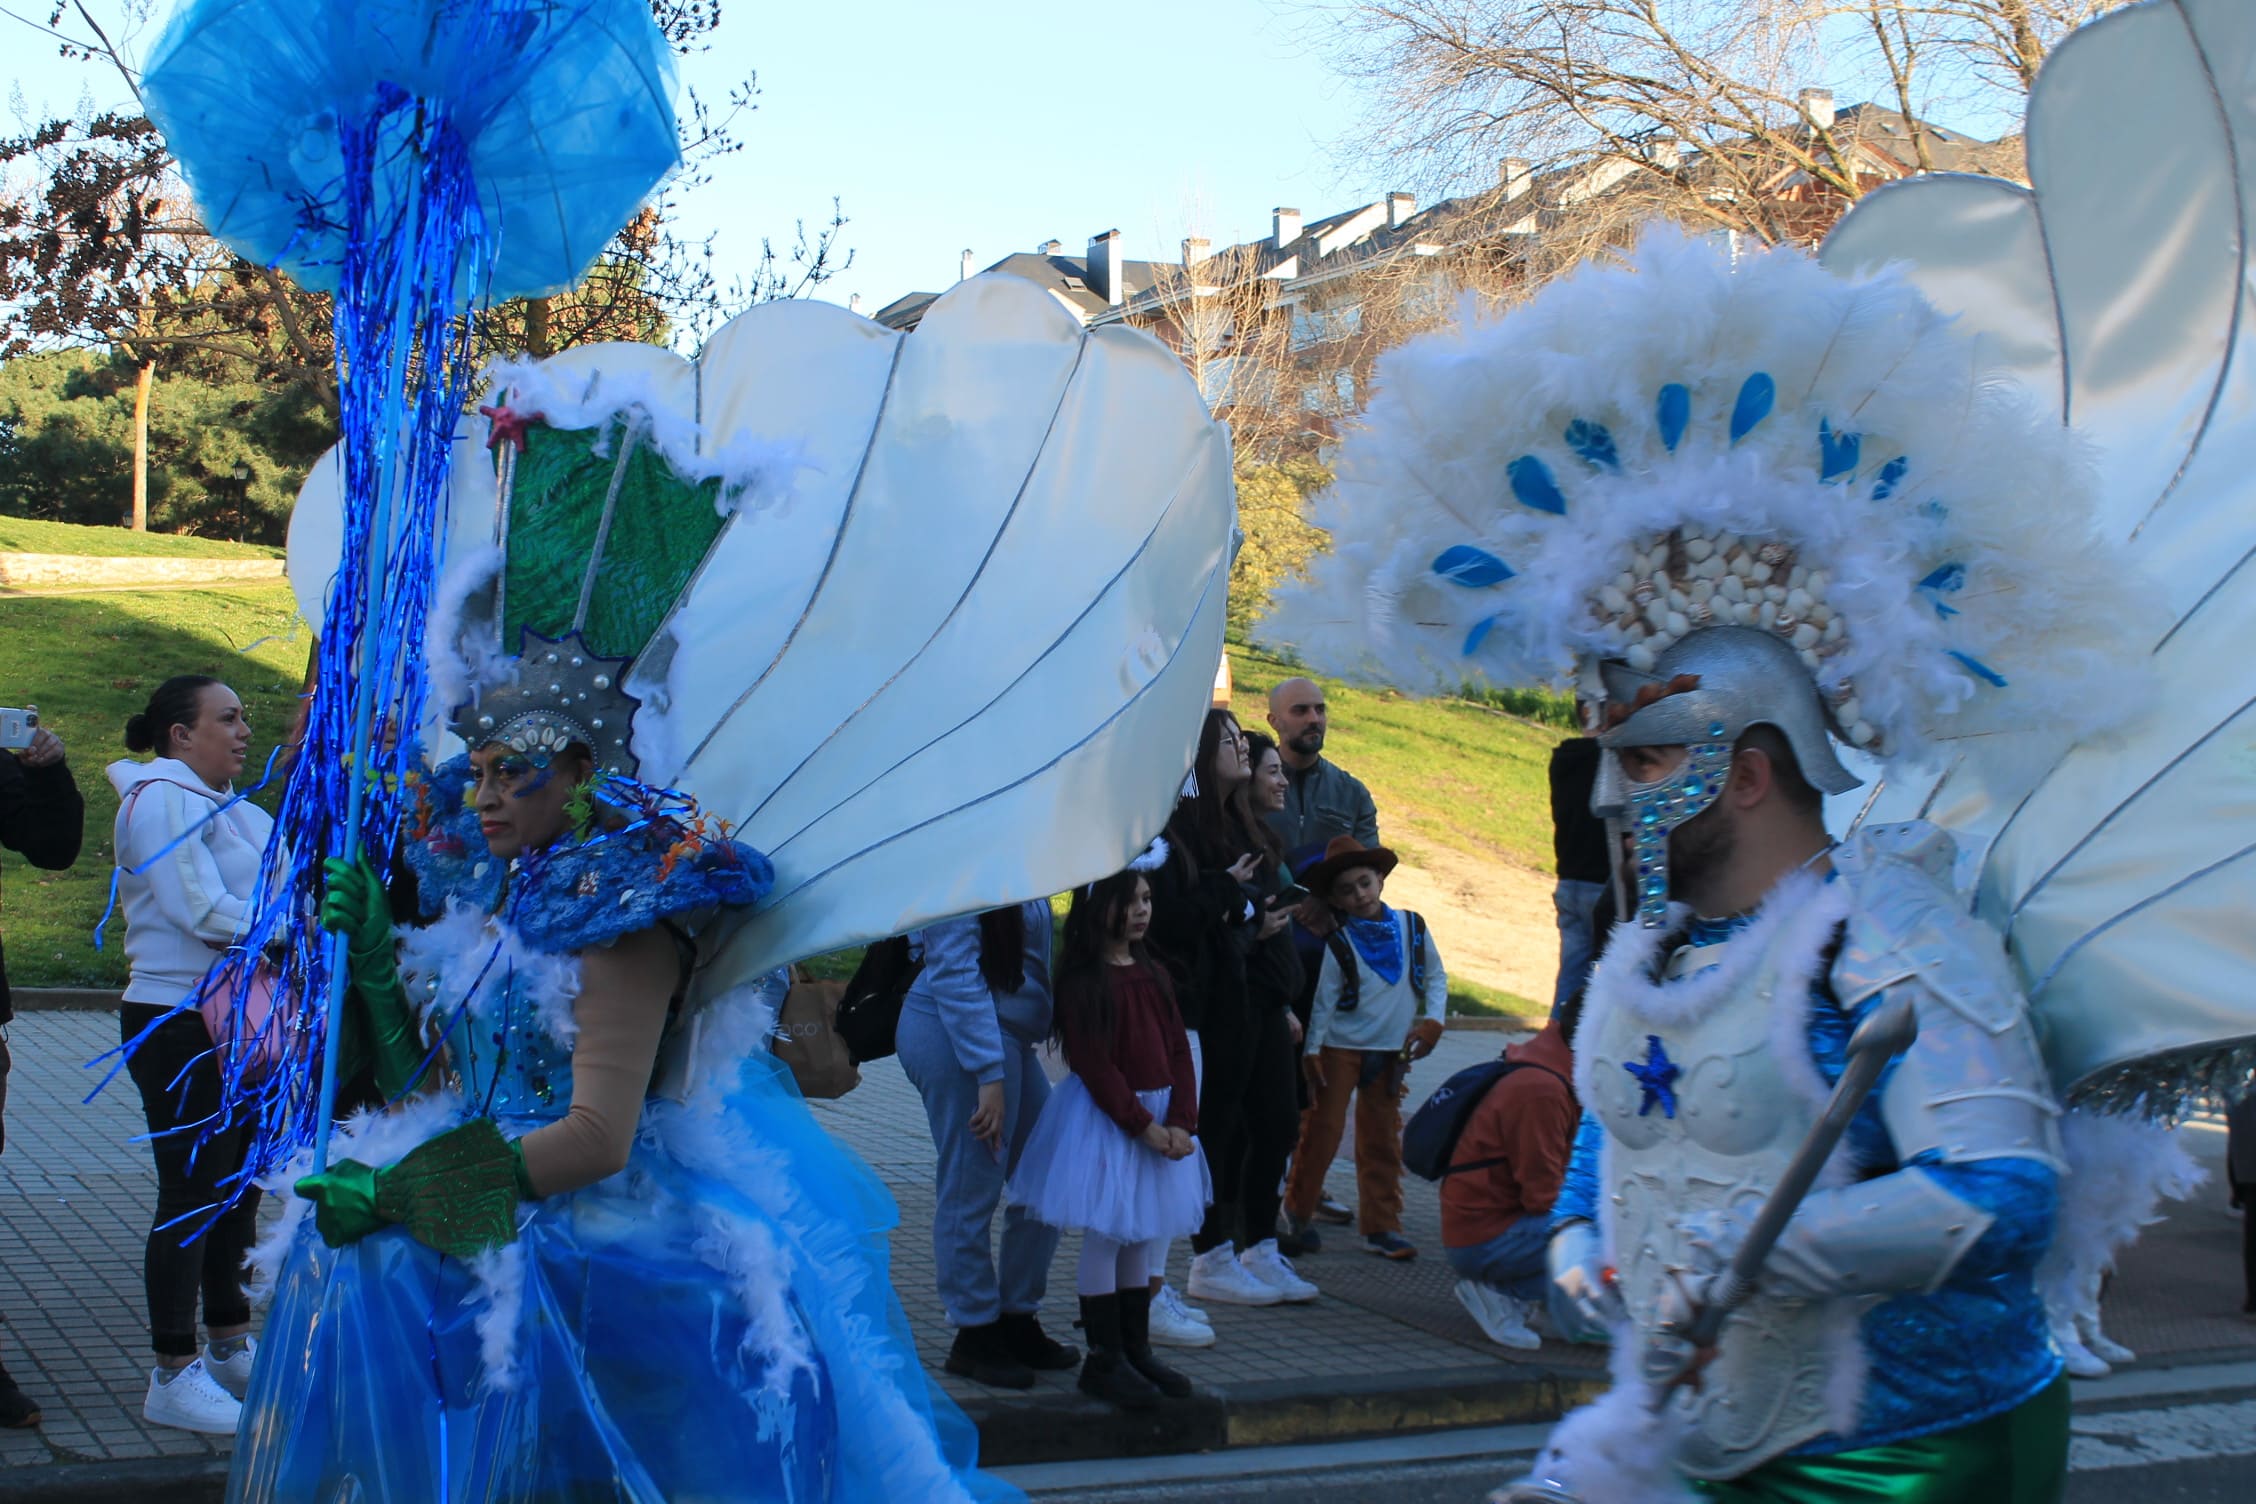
left=123, top=0, right=679, bottom=1193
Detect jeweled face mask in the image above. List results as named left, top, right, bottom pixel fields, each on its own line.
left=1617, top=742, right=1734, bottom=928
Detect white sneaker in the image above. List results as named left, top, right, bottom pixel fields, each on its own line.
left=143, top=1358, right=243, bottom=1435
left=1189, top=1243, right=1286, bottom=1307
left=203, top=1335, right=256, bottom=1400
left=1150, top=1283, right=1217, bottom=1347
left=2079, top=1315, right=2135, bottom=1366
left=1239, top=1239, right=1320, bottom=1303
left=1166, top=1282, right=1209, bottom=1322
left=1455, top=1280, right=1543, bottom=1351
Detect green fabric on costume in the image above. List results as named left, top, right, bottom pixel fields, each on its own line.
left=318, top=856, right=425, bottom=1099
left=296, top=1120, right=526, bottom=1260
left=1693, top=1377, right=2069, bottom=1503
left=294, top=1158, right=383, bottom=1248
left=501, top=422, right=727, bottom=662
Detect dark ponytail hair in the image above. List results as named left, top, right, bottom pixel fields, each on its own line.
left=124, top=675, right=222, bottom=756
left=976, top=904, right=1029, bottom=996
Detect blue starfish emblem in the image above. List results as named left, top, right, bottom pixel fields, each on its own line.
left=1625, top=1034, right=1681, bottom=1119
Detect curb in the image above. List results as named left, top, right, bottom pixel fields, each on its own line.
left=962, top=1364, right=1595, bottom=1468
left=9, top=989, right=120, bottom=1013
left=0, top=1456, right=228, bottom=1504
left=0, top=1369, right=1597, bottom=1501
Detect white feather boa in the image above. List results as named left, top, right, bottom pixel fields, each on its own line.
left=1262, top=227, right=2149, bottom=768
left=2038, top=1109, right=2205, bottom=1358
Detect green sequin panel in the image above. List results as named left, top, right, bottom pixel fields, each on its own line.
left=501, top=420, right=727, bottom=662
left=373, top=1117, right=522, bottom=1259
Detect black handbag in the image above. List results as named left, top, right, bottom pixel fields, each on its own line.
left=834, top=936, right=923, bottom=1064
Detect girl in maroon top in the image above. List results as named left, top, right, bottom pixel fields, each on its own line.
left=1008, top=865, right=1211, bottom=1409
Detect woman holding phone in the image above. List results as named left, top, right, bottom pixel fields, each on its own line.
left=1151, top=712, right=1316, bottom=1317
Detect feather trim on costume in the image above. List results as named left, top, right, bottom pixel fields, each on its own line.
left=2040, top=1110, right=2205, bottom=1351
left=1519, top=1332, right=1700, bottom=1504
left=1262, top=227, right=2149, bottom=770
left=481, top=357, right=802, bottom=517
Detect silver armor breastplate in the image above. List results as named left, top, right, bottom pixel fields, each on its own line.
left=1582, top=893, right=1851, bottom=1478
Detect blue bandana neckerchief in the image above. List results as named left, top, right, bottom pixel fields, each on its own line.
left=1344, top=906, right=1405, bottom=985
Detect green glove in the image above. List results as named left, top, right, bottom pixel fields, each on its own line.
left=319, top=856, right=424, bottom=1099
left=295, top=1119, right=528, bottom=1259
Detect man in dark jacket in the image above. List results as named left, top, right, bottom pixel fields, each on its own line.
left=1547, top=715, right=1611, bottom=1008
left=0, top=714, right=85, bottom=1427
left=1263, top=678, right=1379, bottom=854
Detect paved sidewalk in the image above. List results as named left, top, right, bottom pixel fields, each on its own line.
left=1, top=1009, right=2251, bottom=1487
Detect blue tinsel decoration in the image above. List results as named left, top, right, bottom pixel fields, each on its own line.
left=123, top=0, right=682, bottom=1216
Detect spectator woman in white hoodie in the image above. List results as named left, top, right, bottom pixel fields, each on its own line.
left=107, top=675, right=269, bottom=1435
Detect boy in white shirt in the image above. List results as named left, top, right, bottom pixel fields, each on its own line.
left=1284, top=837, right=1447, bottom=1259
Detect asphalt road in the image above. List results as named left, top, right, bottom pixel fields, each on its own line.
left=1003, top=1374, right=2256, bottom=1503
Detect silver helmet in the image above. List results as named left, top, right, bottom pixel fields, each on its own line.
left=1592, top=627, right=1860, bottom=927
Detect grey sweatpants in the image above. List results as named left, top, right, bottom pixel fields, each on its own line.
left=896, top=1005, right=1062, bottom=1328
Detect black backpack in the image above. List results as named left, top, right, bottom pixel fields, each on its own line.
left=835, top=937, right=924, bottom=1064
left=1324, top=910, right=1429, bottom=1014
left=1401, top=1055, right=1569, bottom=1181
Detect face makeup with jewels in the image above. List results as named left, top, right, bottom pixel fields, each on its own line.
left=469, top=741, right=592, bottom=862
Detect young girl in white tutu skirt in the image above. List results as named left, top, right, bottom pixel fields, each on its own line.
left=1009, top=863, right=1211, bottom=1409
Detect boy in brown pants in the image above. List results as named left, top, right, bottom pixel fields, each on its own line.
left=1284, top=837, right=1447, bottom=1259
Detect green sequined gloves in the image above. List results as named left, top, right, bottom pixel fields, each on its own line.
left=295, top=1119, right=529, bottom=1259
left=319, top=856, right=425, bottom=1099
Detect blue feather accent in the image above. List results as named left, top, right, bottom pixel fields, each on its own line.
left=1564, top=419, right=1620, bottom=471
left=1819, top=421, right=1860, bottom=481
left=1949, top=651, right=2009, bottom=688
left=1730, top=374, right=1775, bottom=442
left=1919, top=563, right=1966, bottom=593
left=1433, top=545, right=1514, bottom=588
left=1463, top=615, right=1501, bottom=655
left=1507, top=455, right=1567, bottom=515
left=1873, top=456, right=1909, bottom=499
left=1656, top=384, right=1691, bottom=451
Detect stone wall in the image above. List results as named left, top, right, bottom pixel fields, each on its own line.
left=0, top=552, right=285, bottom=590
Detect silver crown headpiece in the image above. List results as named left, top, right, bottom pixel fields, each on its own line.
left=449, top=629, right=640, bottom=779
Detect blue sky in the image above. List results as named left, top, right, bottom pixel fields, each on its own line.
left=7, top=0, right=1372, bottom=319
left=8, top=2, right=2025, bottom=325
left=665, top=2, right=1370, bottom=312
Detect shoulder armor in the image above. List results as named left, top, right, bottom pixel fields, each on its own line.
left=1834, top=822, right=2064, bottom=1170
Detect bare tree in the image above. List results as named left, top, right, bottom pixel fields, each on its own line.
left=1304, top=1, right=2124, bottom=247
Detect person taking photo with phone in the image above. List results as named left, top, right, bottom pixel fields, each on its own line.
left=0, top=705, right=84, bottom=1428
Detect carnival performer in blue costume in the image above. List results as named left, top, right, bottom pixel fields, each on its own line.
left=232, top=652, right=1016, bottom=1503
left=1256, top=221, right=2202, bottom=1502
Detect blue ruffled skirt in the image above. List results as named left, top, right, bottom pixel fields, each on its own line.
left=229, top=1054, right=1018, bottom=1504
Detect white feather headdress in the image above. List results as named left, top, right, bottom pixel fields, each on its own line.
left=1261, top=228, right=2145, bottom=767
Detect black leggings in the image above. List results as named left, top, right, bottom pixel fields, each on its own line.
left=1190, top=998, right=1301, bottom=1254
left=120, top=1005, right=261, bottom=1359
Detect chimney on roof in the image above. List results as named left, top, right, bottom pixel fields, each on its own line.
left=1040, top=239, right=1062, bottom=255
left=960, top=248, right=975, bottom=283
left=1650, top=136, right=1681, bottom=171
left=1798, top=88, right=1836, bottom=130
left=1386, top=192, right=1416, bottom=229
left=1182, top=236, right=1211, bottom=270
left=1500, top=158, right=1532, bottom=201
left=848, top=293, right=863, bottom=315
left=1274, top=207, right=1302, bottom=250
left=1088, top=228, right=1126, bottom=306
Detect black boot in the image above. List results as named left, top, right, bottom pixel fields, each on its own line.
left=943, top=1322, right=1037, bottom=1390
left=1116, top=1286, right=1194, bottom=1398
left=0, top=1363, right=39, bottom=1429
left=1075, top=1295, right=1159, bottom=1411
left=997, top=1311, right=1079, bottom=1371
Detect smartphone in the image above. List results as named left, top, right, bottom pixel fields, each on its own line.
left=0, top=707, right=37, bottom=751
left=1268, top=883, right=1311, bottom=909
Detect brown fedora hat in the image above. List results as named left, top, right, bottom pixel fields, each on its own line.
left=1300, top=835, right=1398, bottom=898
